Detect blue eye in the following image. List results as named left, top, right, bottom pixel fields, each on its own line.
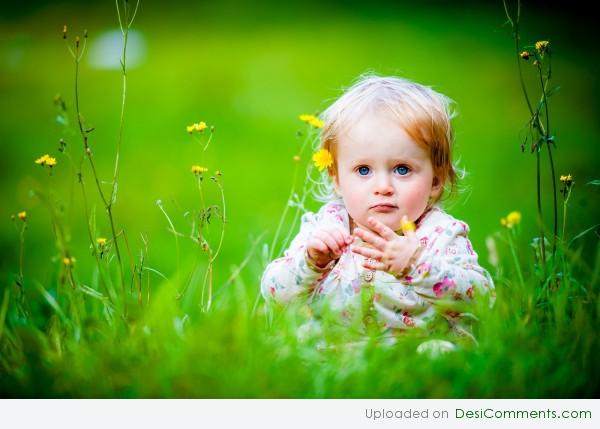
left=394, top=165, right=410, bottom=176
left=357, top=166, right=370, bottom=176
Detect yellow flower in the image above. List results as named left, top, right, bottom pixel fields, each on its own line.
left=96, top=237, right=107, bottom=247
left=312, top=148, right=333, bottom=172
left=519, top=51, right=530, bottom=60
left=559, top=174, right=573, bottom=183
left=308, top=117, right=324, bottom=129
left=45, top=156, right=57, bottom=167
left=187, top=122, right=208, bottom=133
left=35, top=154, right=57, bottom=167
left=35, top=154, right=50, bottom=165
left=401, top=218, right=416, bottom=233
left=299, top=114, right=324, bottom=129
left=535, top=40, right=549, bottom=53
left=500, top=211, right=522, bottom=229
left=63, top=256, right=75, bottom=267
left=507, top=211, right=521, bottom=225
left=18, top=211, right=27, bottom=221
left=191, top=165, right=208, bottom=175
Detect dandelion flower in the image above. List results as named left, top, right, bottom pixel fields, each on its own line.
left=501, top=211, right=522, bottom=229
left=187, top=122, right=208, bottom=133
left=18, top=211, right=27, bottom=221
left=401, top=218, right=416, bottom=233
left=559, top=174, right=574, bottom=198
left=187, top=122, right=208, bottom=134
left=192, top=165, right=208, bottom=175
left=535, top=40, right=549, bottom=53
left=35, top=154, right=50, bottom=165
left=507, top=211, right=521, bottom=225
left=45, top=156, right=57, bottom=167
left=35, top=154, right=57, bottom=167
left=96, top=237, right=107, bottom=247
left=63, top=256, right=75, bottom=267
left=519, top=51, right=530, bottom=60
left=299, top=114, right=324, bottom=129
left=312, top=148, right=333, bottom=172
left=308, top=117, right=324, bottom=129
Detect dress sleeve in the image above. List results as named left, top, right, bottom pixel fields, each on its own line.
left=260, top=210, right=332, bottom=304
left=406, top=219, right=495, bottom=307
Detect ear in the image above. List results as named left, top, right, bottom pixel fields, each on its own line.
left=430, top=176, right=443, bottom=198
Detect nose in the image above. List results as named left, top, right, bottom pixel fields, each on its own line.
left=373, top=174, right=394, bottom=196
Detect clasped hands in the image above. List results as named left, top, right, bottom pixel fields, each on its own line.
left=306, top=215, right=421, bottom=277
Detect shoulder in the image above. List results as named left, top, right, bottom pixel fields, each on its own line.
left=416, top=206, right=470, bottom=238
left=301, top=201, right=349, bottom=229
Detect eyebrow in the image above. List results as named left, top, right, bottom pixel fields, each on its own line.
left=351, top=157, right=416, bottom=164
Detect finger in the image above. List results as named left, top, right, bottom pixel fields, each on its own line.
left=327, top=228, right=350, bottom=250
left=307, top=237, right=328, bottom=255
left=367, top=216, right=397, bottom=241
left=326, top=226, right=353, bottom=245
left=362, top=258, right=387, bottom=272
left=354, top=227, right=387, bottom=251
left=351, top=244, right=383, bottom=261
left=315, top=230, right=342, bottom=255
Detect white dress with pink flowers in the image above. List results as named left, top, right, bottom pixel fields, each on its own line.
left=261, top=201, right=495, bottom=342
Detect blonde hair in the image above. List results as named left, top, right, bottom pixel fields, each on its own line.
left=315, top=73, right=462, bottom=205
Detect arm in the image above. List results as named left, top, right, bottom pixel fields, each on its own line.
left=352, top=215, right=494, bottom=306
left=261, top=210, right=351, bottom=305
left=407, top=220, right=494, bottom=306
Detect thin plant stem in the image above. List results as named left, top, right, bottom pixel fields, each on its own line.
left=120, top=229, right=141, bottom=305
left=535, top=148, right=546, bottom=269
left=561, top=187, right=572, bottom=243
left=72, top=35, right=126, bottom=310
left=269, top=127, right=316, bottom=260
left=78, top=176, right=115, bottom=303
left=269, top=160, right=300, bottom=260
left=504, top=0, right=547, bottom=269
left=156, top=200, right=181, bottom=294
left=536, top=57, right=558, bottom=257
left=506, top=228, right=526, bottom=289
left=210, top=178, right=227, bottom=264
left=18, top=222, right=26, bottom=282
left=205, top=177, right=227, bottom=311
left=216, top=231, right=266, bottom=296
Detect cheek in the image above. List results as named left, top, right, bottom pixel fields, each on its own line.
left=343, top=192, right=362, bottom=211
left=400, top=181, right=431, bottom=211
left=337, top=176, right=366, bottom=215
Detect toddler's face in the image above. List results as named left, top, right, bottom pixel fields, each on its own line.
left=334, top=111, right=441, bottom=232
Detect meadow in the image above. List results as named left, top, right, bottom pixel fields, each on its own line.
left=0, top=0, right=599, bottom=397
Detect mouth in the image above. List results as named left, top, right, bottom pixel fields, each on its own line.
left=370, top=203, right=398, bottom=213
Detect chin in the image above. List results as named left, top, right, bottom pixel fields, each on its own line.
left=370, top=213, right=402, bottom=231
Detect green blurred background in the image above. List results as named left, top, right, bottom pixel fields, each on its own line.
left=2, top=0, right=599, bottom=290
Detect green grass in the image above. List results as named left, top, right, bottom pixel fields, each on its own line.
left=0, top=1, right=599, bottom=397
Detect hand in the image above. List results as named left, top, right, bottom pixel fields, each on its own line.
left=351, top=215, right=421, bottom=277
left=306, top=226, right=353, bottom=269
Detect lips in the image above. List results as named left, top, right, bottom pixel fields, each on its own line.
left=370, top=203, right=398, bottom=213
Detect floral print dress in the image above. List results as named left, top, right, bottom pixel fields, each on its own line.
left=261, top=201, right=495, bottom=342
